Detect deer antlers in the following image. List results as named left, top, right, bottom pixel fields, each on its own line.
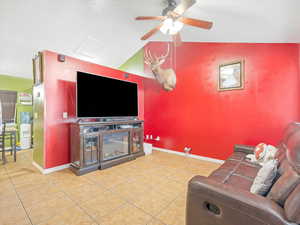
left=144, top=43, right=170, bottom=65
left=144, top=48, right=153, bottom=65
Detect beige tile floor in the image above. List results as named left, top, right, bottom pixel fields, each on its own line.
left=0, top=149, right=220, bottom=225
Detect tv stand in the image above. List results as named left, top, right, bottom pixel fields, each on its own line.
left=70, top=119, right=144, bottom=175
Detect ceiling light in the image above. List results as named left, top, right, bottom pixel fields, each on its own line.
left=160, top=18, right=183, bottom=35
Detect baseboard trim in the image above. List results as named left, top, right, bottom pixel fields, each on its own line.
left=153, top=147, right=224, bottom=164
left=32, top=161, right=70, bottom=174
left=31, top=148, right=223, bottom=174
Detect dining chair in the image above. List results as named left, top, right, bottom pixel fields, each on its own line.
left=0, top=91, right=17, bottom=164
left=0, top=122, right=6, bottom=164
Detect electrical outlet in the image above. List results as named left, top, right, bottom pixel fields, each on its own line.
left=184, top=147, right=192, bottom=155
left=63, top=112, right=68, bottom=119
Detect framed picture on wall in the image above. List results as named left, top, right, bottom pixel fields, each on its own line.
left=218, top=60, right=244, bottom=91
left=32, top=52, right=43, bottom=85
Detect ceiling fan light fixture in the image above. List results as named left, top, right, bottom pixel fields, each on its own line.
left=160, top=18, right=173, bottom=34
left=169, top=20, right=183, bottom=35
left=160, top=18, right=183, bottom=35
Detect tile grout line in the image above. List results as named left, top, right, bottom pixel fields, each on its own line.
left=83, top=174, right=168, bottom=224
left=52, top=186, right=102, bottom=225
left=84, top=163, right=190, bottom=224
left=80, top=174, right=131, bottom=223
left=1, top=150, right=216, bottom=225
left=100, top=176, right=182, bottom=224
left=19, top=175, right=103, bottom=225
left=154, top=192, right=187, bottom=225
left=3, top=165, right=34, bottom=225
left=149, top=189, right=185, bottom=224
left=3, top=151, right=71, bottom=225
left=126, top=163, right=190, bottom=224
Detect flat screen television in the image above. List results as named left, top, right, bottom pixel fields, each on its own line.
left=76, top=72, right=138, bottom=118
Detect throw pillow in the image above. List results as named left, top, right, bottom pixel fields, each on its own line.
left=255, top=143, right=267, bottom=161
left=246, top=143, right=267, bottom=163
left=250, top=159, right=278, bottom=196
left=247, top=143, right=278, bottom=165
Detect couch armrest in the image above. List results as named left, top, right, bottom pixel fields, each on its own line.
left=186, top=176, right=289, bottom=225
left=234, top=144, right=255, bottom=154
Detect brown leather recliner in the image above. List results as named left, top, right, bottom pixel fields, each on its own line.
left=186, top=122, right=300, bottom=225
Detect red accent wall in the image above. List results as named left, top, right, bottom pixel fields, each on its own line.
left=43, top=51, right=144, bottom=169
left=298, top=44, right=300, bottom=72
left=144, top=43, right=300, bottom=160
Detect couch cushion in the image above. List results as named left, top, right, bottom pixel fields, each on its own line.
left=209, top=169, right=230, bottom=183
left=209, top=155, right=260, bottom=191
left=267, top=164, right=300, bottom=206
left=224, top=174, right=253, bottom=190
left=285, top=128, right=300, bottom=174
left=235, top=162, right=260, bottom=179
left=218, top=159, right=239, bottom=172
left=275, top=146, right=286, bottom=163
left=209, top=160, right=239, bottom=184
left=284, top=184, right=300, bottom=224
left=228, top=151, right=247, bottom=161
left=277, top=158, right=290, bottom=176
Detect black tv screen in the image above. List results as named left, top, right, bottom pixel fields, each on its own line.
left=77, top=72, right=138, bottom=118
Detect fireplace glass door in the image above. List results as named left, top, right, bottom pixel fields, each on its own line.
left=102, top=131, right=130, bottom=161
left=132, top=128, right=143, bottom=154
left=83, top=133, right=99, bottom=166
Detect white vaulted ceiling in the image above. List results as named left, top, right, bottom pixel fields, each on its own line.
left=0, top=0, right=299, bottom=78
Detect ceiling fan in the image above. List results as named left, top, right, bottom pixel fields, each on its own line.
left=135, top=0, right=213, bottom=46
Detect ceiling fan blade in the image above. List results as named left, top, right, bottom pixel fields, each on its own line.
left=179, top=17, right=213, bottom=29
left=173, top=0, right=196, bottom=15
left=172, top=33, right=182, bottom=47
left=141, top=24, right=163, bottom=40
left=135, top=16, right=165, bottom=21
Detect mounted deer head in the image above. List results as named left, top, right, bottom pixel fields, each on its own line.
left=145, top=43, right=177, bottom=91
